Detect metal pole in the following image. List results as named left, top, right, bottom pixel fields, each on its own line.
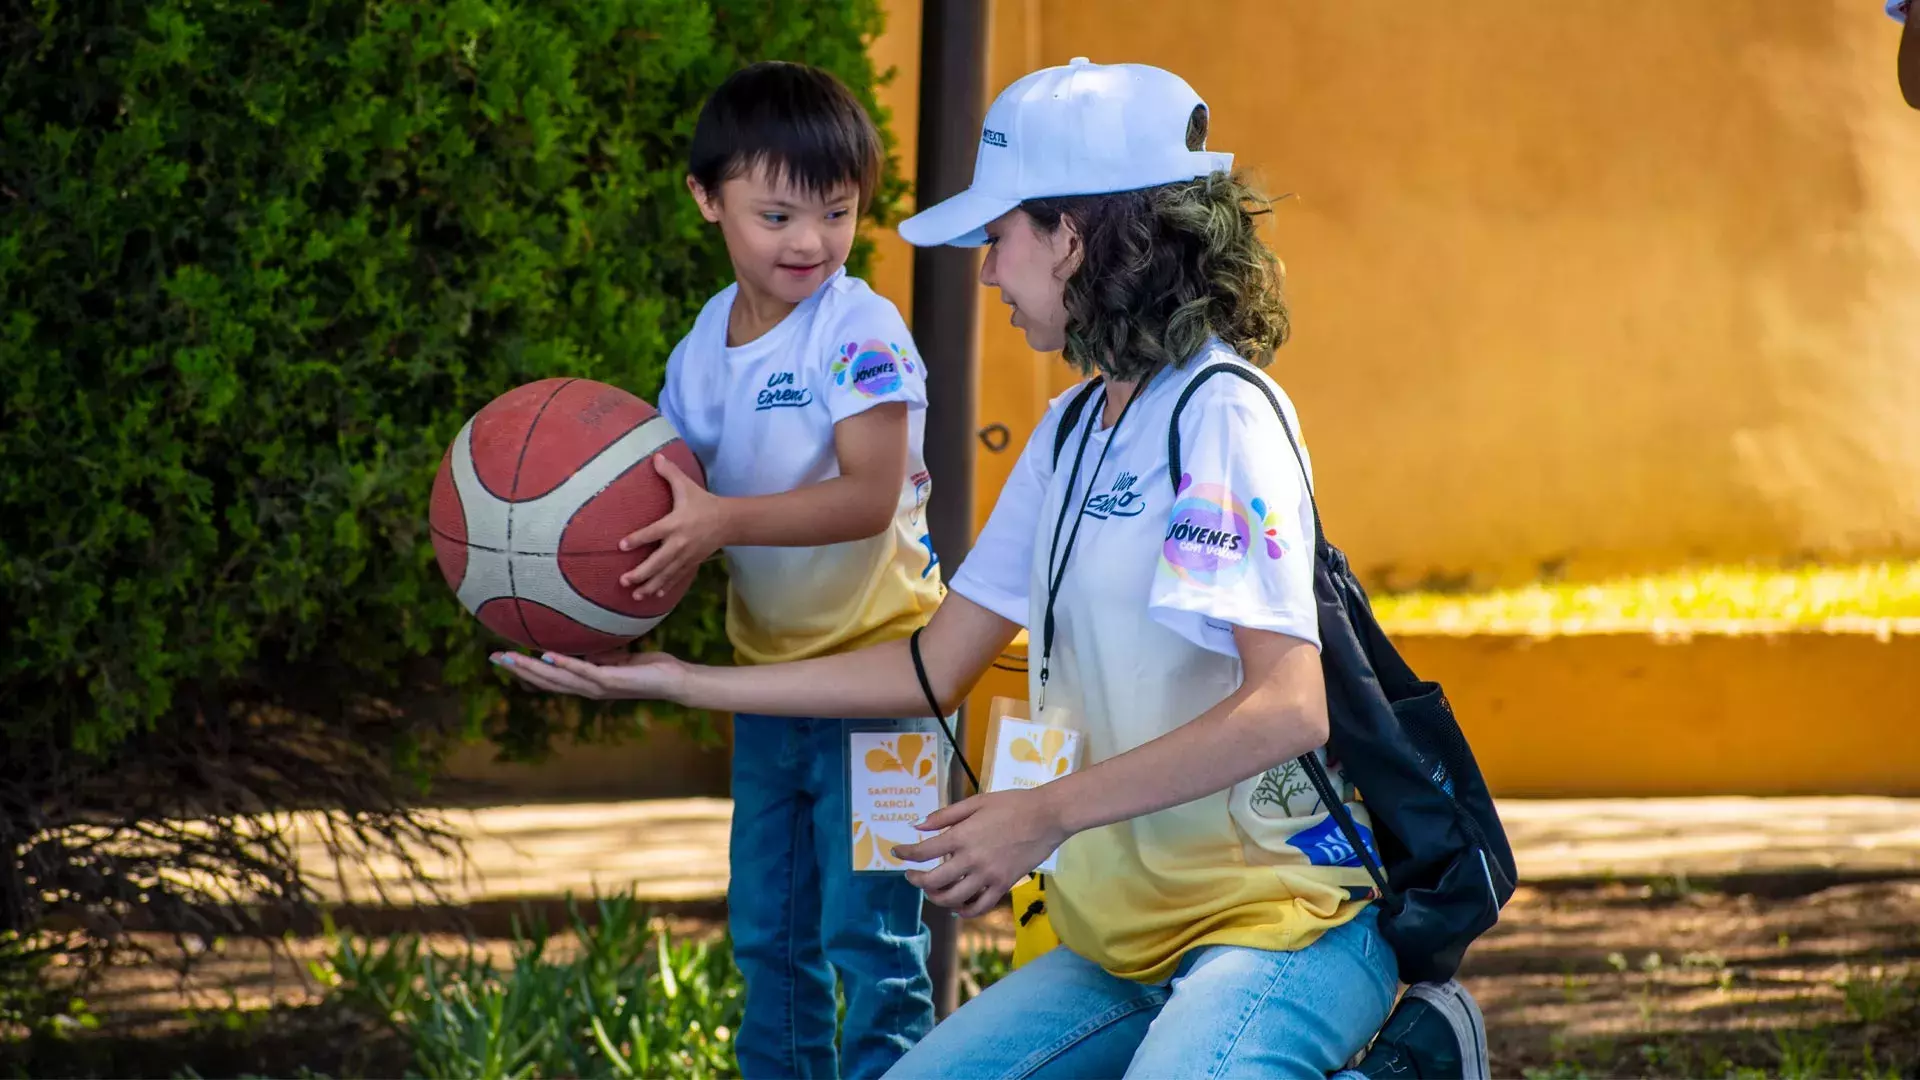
left=912, top=0, right=988, bottom=1022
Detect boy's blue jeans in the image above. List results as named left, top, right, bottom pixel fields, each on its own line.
left=728, top=714, right=937, bottom=1079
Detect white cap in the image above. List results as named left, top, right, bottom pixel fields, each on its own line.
left=899, top=58, right=1235, bottom=248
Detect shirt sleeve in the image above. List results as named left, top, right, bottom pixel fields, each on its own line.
left=948, top=390, right=1076, bottom=628
left=1148, top=374, right=1319, bottom=657
left=658, top=336, right=691, bottom=440
left=819, top=292, right=929, bottom=424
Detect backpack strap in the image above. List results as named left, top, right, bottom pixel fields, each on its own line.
left=1167, top=363, right=1394, bottom=902
left=1166, top=361, right=1324, bottom=547
left=1051, top=378, right=1106, bottom=471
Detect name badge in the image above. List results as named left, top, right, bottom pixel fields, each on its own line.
left=980, top=697, right=1083, bottom=874
left=848, top=727, right=946, bottom=874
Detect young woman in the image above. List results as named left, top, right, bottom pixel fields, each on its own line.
left=496, top=58, right=1485, bottom=1080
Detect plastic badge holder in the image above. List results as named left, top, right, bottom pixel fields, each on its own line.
left=847, top=722, right=950, bottom=874
left=980, top=697, right=1083, bottom=874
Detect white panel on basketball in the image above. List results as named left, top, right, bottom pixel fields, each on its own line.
left=448, top=415, right=678, bottom=637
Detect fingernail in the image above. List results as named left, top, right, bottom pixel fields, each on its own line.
left=618, top=540, right=629, bottom=551
left=540, top=654, right=556, bottom=665
left=499, top=654, right=515, bottom=667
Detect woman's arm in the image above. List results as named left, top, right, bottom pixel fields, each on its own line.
left=897, top=624, right=1328, bottom=916
left=491, top=591, right=1020, bottom=721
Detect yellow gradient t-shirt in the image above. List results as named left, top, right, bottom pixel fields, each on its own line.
left=950, top=346, right=1378, bottom=983
left=660, top=272, right=943, bottom=664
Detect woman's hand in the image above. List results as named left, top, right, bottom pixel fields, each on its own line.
left=894, top=787, right=1070, bottom=918
left=489, top=649, right=690, bottom=703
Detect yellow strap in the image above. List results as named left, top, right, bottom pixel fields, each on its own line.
left=1009, top=873, right=1061, bottom=969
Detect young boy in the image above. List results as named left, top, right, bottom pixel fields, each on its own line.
left=617, top=62, right=943, bottom=1079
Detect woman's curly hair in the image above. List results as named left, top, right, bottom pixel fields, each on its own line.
left=1021, top=107, right=1289, bottom=383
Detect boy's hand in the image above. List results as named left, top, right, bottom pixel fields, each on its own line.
left=619, top=456, right=728, bottom=599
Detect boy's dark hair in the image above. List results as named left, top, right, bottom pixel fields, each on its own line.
left=1022, top=105, right=1291, bottom=383
left=688, top=62, right=883, bottom=206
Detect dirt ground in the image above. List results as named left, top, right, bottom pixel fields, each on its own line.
left=11, top=874, right=1920, bottom=1079
left=1460, top=875, right=1919, bottom=1076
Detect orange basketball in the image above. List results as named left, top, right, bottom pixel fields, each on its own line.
left=429, top=378, right=705, bottom=655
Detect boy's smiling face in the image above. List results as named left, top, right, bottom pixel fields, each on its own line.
left=691, top=164, right=859, bottom=307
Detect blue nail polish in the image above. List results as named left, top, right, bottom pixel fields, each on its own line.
left=500, top=654, right=515, bottom=666
left=540, top=654, right=556, bottom=665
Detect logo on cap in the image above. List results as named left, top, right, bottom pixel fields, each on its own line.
left=981, top=129, right=1008, bottom=148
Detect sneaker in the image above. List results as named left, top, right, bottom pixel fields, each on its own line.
left=1348, top=980, right=1489, bottom=1079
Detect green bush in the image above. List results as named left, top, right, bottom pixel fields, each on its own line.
left=324, top=894, right=743, bottom=1079
left=0, top=0, right=904, bottom=973
left=0, top=0, right=904, bottom=761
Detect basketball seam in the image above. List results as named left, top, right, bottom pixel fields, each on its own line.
left=555, top=428, right=681, bottom=604
left=468, top=434, right=514, bottom=502
left=490, top=595, right=652, bottom=651
left=507, top=378, right=576, bottom=650
left=430, top=525, right=618, bottom=557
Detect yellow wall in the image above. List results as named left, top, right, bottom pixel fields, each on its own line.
left=864, top=2, right=920, bottom=321
left=1399, top=630, right=1920, bottom=797
left=858, top=3, right=1920, bottom=797
left=874, top=0, right=1920, bottom=591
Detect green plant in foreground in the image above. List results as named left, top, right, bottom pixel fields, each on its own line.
left=1521, top=1063, right=1589, bottom=1080
left=961, top=946, right=1013, bottom=1004
left=325, top=894, right=742, bottom=1079
left=1772, top=1028, right=1833, bottom=1080
left=1839, top=966, right=1908, bottom=1026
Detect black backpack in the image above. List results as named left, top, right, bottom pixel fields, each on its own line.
left=1051, top=365, right=1518, bottom=984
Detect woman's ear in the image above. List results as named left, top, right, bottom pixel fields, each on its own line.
left=1051, top=216, right=1084, bottom=281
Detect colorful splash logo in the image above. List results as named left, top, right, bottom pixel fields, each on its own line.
left=1161, top=475, right=1257, bottom=586
left=1250, top=496, right=1290, bottom=559
left=832, top=339, right=916, bottom=398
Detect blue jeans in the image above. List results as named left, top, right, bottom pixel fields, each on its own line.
left=885, top=907, right=1398, bottom=1080
left=729, top=714, right=937, bottom=1080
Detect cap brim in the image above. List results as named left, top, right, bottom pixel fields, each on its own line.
left=1902, top=12, right=1920, bottom=109
left=898, top=188, right=1019, bottom=248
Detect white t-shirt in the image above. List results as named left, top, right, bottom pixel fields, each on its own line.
left=661, top=271, right=943, bottom=664
left=951, top=343, right=1377, bottom=983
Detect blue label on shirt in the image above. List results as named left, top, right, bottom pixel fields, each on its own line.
left=1083, top=470, right=1148, bottom=520
left=756, top=371, right=814, bottom=411
left=1284, top=814, right=1378, bottom=869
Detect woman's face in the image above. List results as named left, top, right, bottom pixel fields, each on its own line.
left=980, top=209, right=1079, bottom=353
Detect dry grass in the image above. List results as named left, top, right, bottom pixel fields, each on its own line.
left=1372, top=560, right=1920, bottom=636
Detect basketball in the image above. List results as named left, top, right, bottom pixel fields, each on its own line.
left=429, top=378, right=706, bottom=655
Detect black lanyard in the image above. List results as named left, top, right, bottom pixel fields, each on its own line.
left=1038, top=379, right=1144, bottom=713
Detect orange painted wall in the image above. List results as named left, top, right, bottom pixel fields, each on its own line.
left=851, top=3, right=1920, bottom=798
left=873, top=1, right=1920, bottom=593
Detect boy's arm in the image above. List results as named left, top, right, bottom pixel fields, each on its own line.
left=618, top=403, right=908, bottom=599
